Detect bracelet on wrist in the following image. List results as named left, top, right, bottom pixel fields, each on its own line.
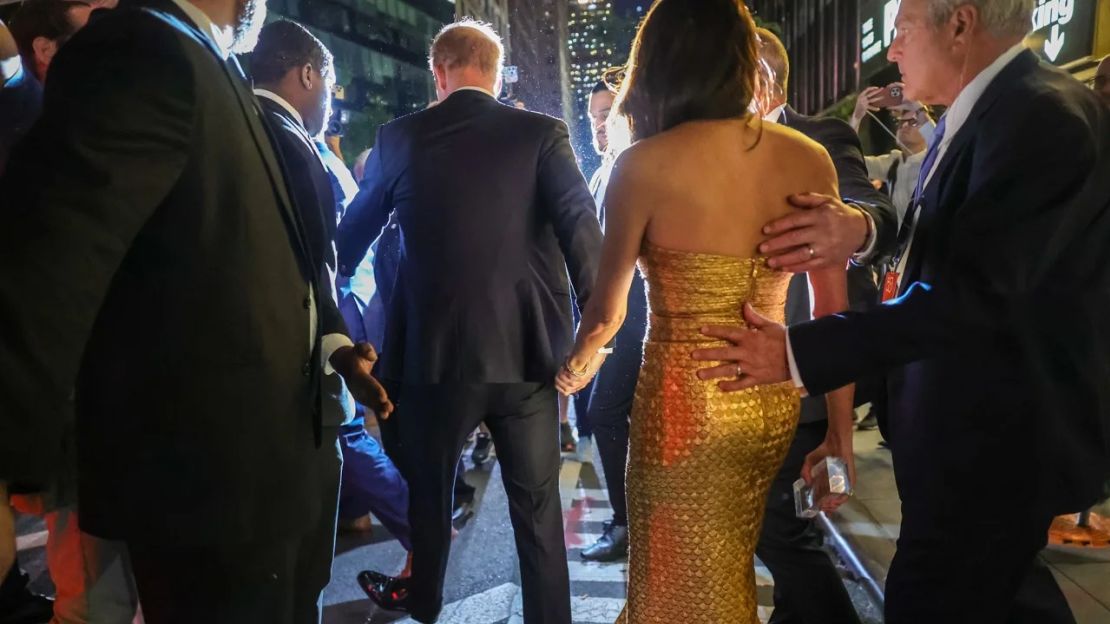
left=564, top=357, right=589, bottom=378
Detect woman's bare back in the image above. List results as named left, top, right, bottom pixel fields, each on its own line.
left=615, top=116, right=839, bottom=259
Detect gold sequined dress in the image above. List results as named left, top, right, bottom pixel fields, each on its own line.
left=616, top=241, right=800, bottom=624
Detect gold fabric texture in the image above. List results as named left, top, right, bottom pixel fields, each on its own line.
left=617, top=242, right=801, bottom=624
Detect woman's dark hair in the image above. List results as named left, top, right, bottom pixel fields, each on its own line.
left=616, top=0, right=760, bottom=142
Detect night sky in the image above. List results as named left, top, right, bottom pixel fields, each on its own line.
left=613, top=0, right=652, bottom=15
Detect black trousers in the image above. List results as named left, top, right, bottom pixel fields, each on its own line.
left=130, top=538, right=304, bottom=624
left=395, top=383, right=570, bottom=624
left=886, top=504, right=1074, bottom=624
left=756, top=420, right=862, bottom=624
left=586, top=273, right=646, bottom=527
left=293, top=427, right=343, bottom=624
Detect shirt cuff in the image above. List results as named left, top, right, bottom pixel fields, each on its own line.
left=850, top=204, right=878, bottom=265
left=321, top=333, right=355, bottom=375
left=784, top=328, right=808, bottom=394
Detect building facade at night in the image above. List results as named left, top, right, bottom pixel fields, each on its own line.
left=568, top=0, right=616, bottom=109
left=507, top=0, right=573, bottom=121
left=268, top=0, right=454, bottom=159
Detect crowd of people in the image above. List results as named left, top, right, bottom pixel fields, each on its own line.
left=1, top=0, right=1109, bottom=623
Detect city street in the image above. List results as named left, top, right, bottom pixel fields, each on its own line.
left=14, top=436, right=883, bottom=624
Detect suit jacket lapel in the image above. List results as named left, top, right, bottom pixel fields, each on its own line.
left=902, top=50, right=1040, bottom=286
left=220, top=56, right=314, bottom=276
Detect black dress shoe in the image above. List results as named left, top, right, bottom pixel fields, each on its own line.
left=580, top=520, right=628, bottom=562
left=471, top=432, right=493, bottom=465
left=357, top=570, right=411, bottom=613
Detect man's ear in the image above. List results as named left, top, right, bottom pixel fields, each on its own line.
left=300, top=63, right=315, bottom=91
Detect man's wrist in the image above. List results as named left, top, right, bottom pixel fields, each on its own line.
left=849, top=203, right=878, bottom=262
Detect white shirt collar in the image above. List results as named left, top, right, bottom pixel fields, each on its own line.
left=939, top=43, right=1026, bottom=145
left=169, top=0, right=234, bottom=59
left=254, top=89, right=306, bottom=129
left=452, top=86, right=497, bottom=99
left=763, top=103, right=787, bottom=123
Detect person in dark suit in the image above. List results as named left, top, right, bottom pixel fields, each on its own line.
left=336, top=20, right=603, bottom=624
left=0, top=0, right=387, bottom=621
left=250, top=20, right=379, bottom=623
left=742, top=28, right=899, bottom=624
left=697, top=1, right=1110, bottom=622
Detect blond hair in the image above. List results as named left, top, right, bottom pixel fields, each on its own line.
left=428, top=19, right=504, bottom=77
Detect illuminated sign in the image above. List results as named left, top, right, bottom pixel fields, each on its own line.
left=861, top=0, right=1096, bottom=75
left=860, top=0, right=900, bottom=77
left=1028, top=0, right=1096, bottom=65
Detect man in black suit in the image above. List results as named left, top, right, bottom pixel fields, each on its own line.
left=336, top=21, right=602, bottom=624
left=699, top=1, right=1110, bottom=622
left=250, top=21, right=385, bottom=623
left=740, top=28, right=897, bottom=624
left=0, top=0, right=386, bottom=621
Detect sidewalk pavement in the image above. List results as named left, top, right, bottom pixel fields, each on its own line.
left=828, top=429, right=1110, bottom=623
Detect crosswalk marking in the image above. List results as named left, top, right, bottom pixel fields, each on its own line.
left=558, top=457, right=777, bottom=624
left=394, top=582, right=518, bottom=624
left=15, top=529, right=48, bottom=552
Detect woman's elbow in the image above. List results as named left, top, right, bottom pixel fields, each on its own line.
left=593, top=310, right=626, bottom=334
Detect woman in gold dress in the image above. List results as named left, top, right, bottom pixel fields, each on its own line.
left=554, top=1, right=856, bottom=622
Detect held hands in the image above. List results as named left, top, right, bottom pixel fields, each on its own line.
left=330, top=343, right=394, bottom=419
left=760, top=194, right=870, bottom=273
left=692, top=304, right=791, bottom=392
left=555, top=351, right=608, bottom=397
left=801, top=436, right=856, bottom=514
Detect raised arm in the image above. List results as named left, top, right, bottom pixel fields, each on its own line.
left=555, top=150, right=649, bottom=395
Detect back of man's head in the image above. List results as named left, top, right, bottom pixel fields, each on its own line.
left=9, top=0, right=91, bottom=80
left=428, top=19, right=503, bottom=94
left=755, top=27, right=789, bottom=102
left=251, top=20, right=333, bottom=87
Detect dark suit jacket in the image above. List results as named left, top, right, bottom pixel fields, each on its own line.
left=780, top=105, right=899, bottom=265
left=257, top=95, right=352, bottom=426
left=257, top=97, right=346, bottom=334
left=0, top=0, right=325, bottom=546
left=337, top=89, right=603, bottom=384
left=780, top=106, right=898, bottom=424
left=790, top=51, right=1110, bottom=516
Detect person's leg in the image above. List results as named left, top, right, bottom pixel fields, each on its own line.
left=45, top=507, right=141, bottom=624
left=337, top=423, right=411, bottom=550
left=292, top=426, right=343, bottom=624
left=128, top=539, right=298, bottom=624
left=1007, top=556, right=1076, bottom=624
left=885, top=508, right=1066, bottom=624
left=755, top=420, right=861, bottom=624
left=396, top=384, right=485, bottom=623
left=572, top=385, right=592, bottom=440
left=580, top=326, right=641, bottom=561
left=485, top=383, right=570, bottom=624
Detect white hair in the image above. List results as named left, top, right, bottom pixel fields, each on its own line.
left=928, top=0, right=1034, bottom=37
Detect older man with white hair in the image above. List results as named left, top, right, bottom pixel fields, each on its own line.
left=697, top=0, right=1110, bottom=622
